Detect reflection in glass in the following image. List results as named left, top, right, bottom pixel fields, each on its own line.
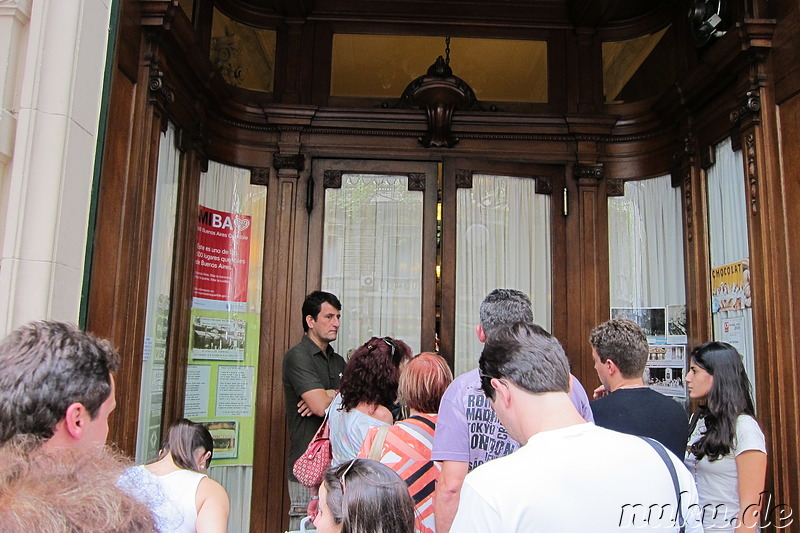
left=210, top=9, right=275, bottom=92
left=322, top=174, right=424, bottom=356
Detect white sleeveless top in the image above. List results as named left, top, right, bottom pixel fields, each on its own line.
left=123, top=465, right=206, bottom=533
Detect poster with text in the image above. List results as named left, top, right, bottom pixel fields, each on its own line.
left=710, top=259, right=751, bottom=313
left=193, top=205, right=252, bottom=313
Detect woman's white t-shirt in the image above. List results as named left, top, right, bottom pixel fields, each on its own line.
left=684, top=414, right=766, bottom=532
left=327, top=393, right=389, bottom=466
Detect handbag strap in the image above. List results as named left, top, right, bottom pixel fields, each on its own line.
left=368, top=425, right=391, bottom=460
left=638, top=436, right=685, bottom=533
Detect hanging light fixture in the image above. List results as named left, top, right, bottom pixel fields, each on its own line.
left=398, top=37, right=480, bottom=148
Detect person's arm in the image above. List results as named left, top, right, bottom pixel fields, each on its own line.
left=434, top=460, right=469, bottom=533
left=734, top=450, right=767, bottom=532
left=195, top=477, right=230, bottom=533
left=297, top=389, right=337, bottom=417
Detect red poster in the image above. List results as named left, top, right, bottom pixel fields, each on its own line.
left=194, top=206, right=251, bottom=304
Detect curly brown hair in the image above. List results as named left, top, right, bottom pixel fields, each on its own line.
left=339, top=337, right=412, bottom=411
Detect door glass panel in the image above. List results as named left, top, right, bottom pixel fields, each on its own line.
left=186, top=161, right=267, bottom=532
left=608, top=175, right=688, bottom=407
left=706, top=138, right=756, bottom=397
left=136, top=122, right=181, bottom=463
left=454, top=174, right=551, bottom=376
left=322, top=173, right=424, bottom=356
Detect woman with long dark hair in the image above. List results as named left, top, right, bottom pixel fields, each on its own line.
left=327, top=336, right=412, bottom=466
left=685, top=341, right=766, bottom=532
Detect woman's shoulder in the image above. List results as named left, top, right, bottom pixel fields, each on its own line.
left=734, top=414, right=766, bottom=455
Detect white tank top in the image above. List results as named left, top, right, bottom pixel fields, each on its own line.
left=129, top=465, right=206, bottom=533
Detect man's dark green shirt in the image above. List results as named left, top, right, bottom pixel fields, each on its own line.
left=282, top=335, right=346, bottom=478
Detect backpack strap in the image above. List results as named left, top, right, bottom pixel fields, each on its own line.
left=638, top=436, right=686, bottom=533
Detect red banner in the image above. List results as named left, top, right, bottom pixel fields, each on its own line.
left=194, top=206, right=251, bottom=304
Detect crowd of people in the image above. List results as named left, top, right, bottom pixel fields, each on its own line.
left=0, top=288, right=767, bottom=533
left=285, top=290, right=767, bottom=533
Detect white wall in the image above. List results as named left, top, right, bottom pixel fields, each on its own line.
left=0, top=0, right=112, bottom=333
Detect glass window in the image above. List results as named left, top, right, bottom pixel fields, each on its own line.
left=706, top=138, right=755, bottom=395
left=454, top=175, right=551, bottom=376
left=608, top=175, right=688, bottom=406
left=322, top=173, right=425, bottom=356
left=331, top=35, right=548, bottom=103
left=186, top=161, right=267, bottom=532
left=210, top=9, right=276, bottom=92
left=136, top=123, right=181, bottom=463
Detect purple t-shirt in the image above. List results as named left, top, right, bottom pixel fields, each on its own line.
left=431, top=369, right=594, bottom=470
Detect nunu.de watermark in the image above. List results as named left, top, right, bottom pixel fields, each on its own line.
left=618, top=491, right=793, bottom=529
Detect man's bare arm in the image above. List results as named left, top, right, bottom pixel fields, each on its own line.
left=298, top=388, right=337, bottom=417
left=434, top=460, right=469, bottom=533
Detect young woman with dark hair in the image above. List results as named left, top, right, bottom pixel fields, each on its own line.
left=327, top=336, right=412, bottom=466
left=122, top=419, right=230, bottom=533
left=313, top=459, right=415, bottom=533
left=685, top=341, right=767, bottom=533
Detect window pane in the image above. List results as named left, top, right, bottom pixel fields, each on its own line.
left=322, top=174, right=424, bottom=356
left=136, top=123, right=181, bottom=463
left=608, top=175, right=688, bottom=404
left=210, top=9, right=275, bottom=92
left=455, top=175, right=551, bottom=376
left=187, top=161, right=267, bottom=532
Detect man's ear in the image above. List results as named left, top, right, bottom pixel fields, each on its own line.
left=476, top=324, right=486, bottom=343
left=305, top=314, right=314, bottom=330
left=62, top=402, right=88, bottom=440
left=494, top=379, right=513, bottom=408
left=606, top=359, right=618, bottom=376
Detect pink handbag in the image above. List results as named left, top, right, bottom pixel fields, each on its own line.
left=292, top=412, right=332, bottom=488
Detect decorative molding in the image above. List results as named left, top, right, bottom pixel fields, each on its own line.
left=147, top=62, right=175, bottom=107
left=745, top=132, right=758, bottom=215
left=606, top=179, right=625, bottom=197
left=729, top=90, right=762, bottom=125
left=251, top=167, right=269, bottom=186
left=700, top=145, right=716, bottom=170
left=673, top=133, right=696, bottom=165
left=408, top=173, right=425, bottom=192
left=455, top=169, right=472, bottom=189
left=574, top=164, right=604, bottom=180
left=323, top=170, right=342, bottom=189
left=273, top=153, right=305, bottom=171
left=535, top=176, right=553, bottom=195
left=683, top=168, right=694, bottom=242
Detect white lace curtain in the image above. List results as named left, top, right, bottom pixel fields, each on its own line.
left=706, top=137, right=756, bottom=394
left=608, top=175, right=686, bottom=309
left=322, top=174, right=424, bottom=356
left=454, top=174, right=552, bottom=376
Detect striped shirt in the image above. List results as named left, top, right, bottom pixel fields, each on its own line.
left=359, top=414, right=440, bottom=533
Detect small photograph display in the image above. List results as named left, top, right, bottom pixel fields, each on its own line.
left=201, top=420, right=239, bottom=459
left=191, top=316, right=246, bottom=361
left=667, top=304, right=687, bottom=345
left=611, top=307, right=667, bottom=344
left=645, top=345, right=686, bottom=399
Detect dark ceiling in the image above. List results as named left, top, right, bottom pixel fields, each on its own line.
left=215, top=0, right=676, bottom=33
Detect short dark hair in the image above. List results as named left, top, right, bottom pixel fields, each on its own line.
left=479, top=289, right=533, bottom=338
left=589, top=318, right=648, bottom=379
left=157, top=419, right=214, bottom=472
left=302, top=291, right=341, bottom=332
left=0, top=321, right=120, bottom=444
left=479, top=322, right=569, bottom=400
left=323, top=459, right=415, bottom=533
